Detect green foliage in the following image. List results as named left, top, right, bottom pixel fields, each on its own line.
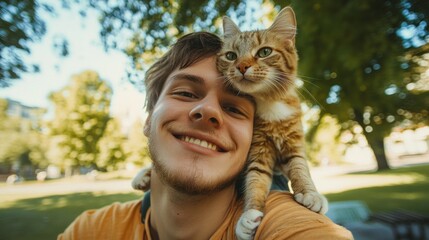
left=123, top=120, right=150, bottom=168
left=291, top=1, right=429, bottom=169
left=83, top=0, right=429, bottom=169
left=0, top=98, right=47, bottom=173
left=0, top=1, right=73, bottom=87
left=81, top=0, right=247, bottom=85
left=5, top=0, right=426, bottom=169
left=96, top=118, right=126, bottom=171
left=307, top=115, right=344, bottom=166
left=0, top=1, right=48, bottom=86
left=47, top=70, right=112, bottom=170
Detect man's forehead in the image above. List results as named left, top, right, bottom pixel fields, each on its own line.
left=222, top=82, right=255, bottom=106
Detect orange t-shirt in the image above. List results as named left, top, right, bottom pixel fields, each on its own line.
left=58, top=191, right=353, bottom=239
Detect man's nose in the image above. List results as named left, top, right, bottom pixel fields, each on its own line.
left=189, top=96, right=224, bottom=128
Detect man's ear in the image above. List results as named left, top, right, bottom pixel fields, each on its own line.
left=143, top=114, right=151, bottom=137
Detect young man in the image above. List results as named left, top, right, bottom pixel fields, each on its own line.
left=58, top=32, right=353, bottom=239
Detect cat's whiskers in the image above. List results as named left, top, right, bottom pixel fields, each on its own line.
left=222, top=75, right=246, bottom=96
left=266, top=76, right=288, bottom=97
left=287, top=75, right=326, bottom=110
left=269, top=73, right=325, bottom=110
left=296, top=75, right=322, bottom=89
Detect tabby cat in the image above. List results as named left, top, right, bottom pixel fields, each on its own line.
left=217, top=7, right=328, bottom=239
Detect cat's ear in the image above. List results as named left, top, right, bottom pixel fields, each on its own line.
left=268, top=7, right=297, bottom=42
left=223, top=16, right=241, bottom=38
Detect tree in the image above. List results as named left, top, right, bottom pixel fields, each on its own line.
left=0, top=1, right=72, bottom=87
left=96, top=118, right=126, bottom=171
left=83, top=0, right=428, bottom=171
left=47, top=70, right=112, bottom=172
left=306, top=115, right=344, bottom=166
left=1, top=1, right=47, bottom=87
left=79, top=0, right=246, bottom=85
left=0, top=98, right=47, bottom=176
left=123, top=119, right=150, bottom=168
left=292, top=1, right=429, bottom=170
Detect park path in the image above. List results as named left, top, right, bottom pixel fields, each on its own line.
left=0, top=177, right=138, bottom=202
left=1, top=154, right=428, bottom=201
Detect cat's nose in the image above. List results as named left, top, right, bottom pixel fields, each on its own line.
left=237, top=63, right=251, bottom=74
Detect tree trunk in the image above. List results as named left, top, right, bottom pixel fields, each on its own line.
left=364, top=133, right=390, bottom=171
left=353, top=109, right=390, bottom=171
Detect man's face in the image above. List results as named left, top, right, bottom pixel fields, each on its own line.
left=146, top=56, right=255, bottom=195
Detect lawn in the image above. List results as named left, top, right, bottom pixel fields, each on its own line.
left=325, top=164, right=429, bottom=215
left=0, top=164, right=428, bottom=240
left=0, top=191, right=141, bottom=240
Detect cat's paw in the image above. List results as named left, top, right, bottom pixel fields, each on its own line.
left=235, top=209, right=264, bottom=240
left=131, top=168, right=151, bottom=191
left=294, top=192, right=328, bottom=214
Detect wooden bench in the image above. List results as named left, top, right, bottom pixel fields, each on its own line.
left=327, top=201, right=429, bottom=240
left=370, top=210, right=429, bottom=240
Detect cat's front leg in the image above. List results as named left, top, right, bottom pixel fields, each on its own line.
left=236, top=131, right=276, bottom=240
left=131, top=164, right=152, bottom=191
left=281, top=157, right=329, bottom=214
left=236, top=209, right=264, bottom=240
left=294, top=191, right=328, bottom=214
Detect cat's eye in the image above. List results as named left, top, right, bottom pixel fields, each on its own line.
left=225, top=52, right=237, bottom=61
left=257, top=47, right=272, bottom=58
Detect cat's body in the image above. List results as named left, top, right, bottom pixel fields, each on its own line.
left=131, top=6, right=327, bottom=240
left=217, top=7, right=328, bottom=239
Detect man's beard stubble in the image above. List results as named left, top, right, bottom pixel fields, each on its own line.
left=148, top=137, right=240, bottom=195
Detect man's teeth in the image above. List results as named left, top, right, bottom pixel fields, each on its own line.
left=181, top=136, right=217, bottom=151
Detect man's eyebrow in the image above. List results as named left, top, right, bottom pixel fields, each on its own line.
left=170, top=73, right=204, bottom=85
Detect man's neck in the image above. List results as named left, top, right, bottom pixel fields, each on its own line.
left=149, top=172, right=236, bottom=240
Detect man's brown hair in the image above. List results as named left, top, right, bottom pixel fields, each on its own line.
left=144, top=32, right=222, bottom=113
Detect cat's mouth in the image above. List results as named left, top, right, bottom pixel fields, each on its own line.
left=236, top=76, right=257, bottom=83
left=229, top=77, right=262, bottom=94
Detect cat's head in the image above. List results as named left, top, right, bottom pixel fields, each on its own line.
left=217, top=7, right=298, bottom=99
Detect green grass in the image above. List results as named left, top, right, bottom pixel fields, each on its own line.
left=0, top=164, right=428, bottom=240
left=325, top=164, right=429, bottom=215
left=0, top=192, right=141, bottom=240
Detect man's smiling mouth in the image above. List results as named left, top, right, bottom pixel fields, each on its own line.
left=179, top=136, right=222, bottom=152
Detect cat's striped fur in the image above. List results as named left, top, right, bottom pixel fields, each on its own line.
left=217, top=7, right=328, bottom=240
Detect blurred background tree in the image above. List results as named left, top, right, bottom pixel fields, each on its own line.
left=293, top=1, right=429, bottom=170
left=47, top=70, right=111, bottom=174
left=0, top=98, right=47, bottom=178
left=96, top=118, right=126, bottom=171
left=2, top=0, right=428, bottom=172
left=0, top=0, right=70, bottom=87
left=123, top=120, right=150, bottom=169
left=77, top=0, right=428, bottom=171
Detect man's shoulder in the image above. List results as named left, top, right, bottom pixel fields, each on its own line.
left=75, top=199, right=142, bottom=227
left=82, top=199, right=142, bottom=218
left=256, top=191, right=353, bottom=239
left=265, top=190, right=295, bottom=209
left=58, top=199, right=143, bottom=240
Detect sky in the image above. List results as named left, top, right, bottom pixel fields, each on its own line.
left=0, top=2, right=146, bottom=121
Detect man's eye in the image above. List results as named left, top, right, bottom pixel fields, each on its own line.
left=224, top=105, right=244, bottom=116
left=174, top=91, right=197, bottom=99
